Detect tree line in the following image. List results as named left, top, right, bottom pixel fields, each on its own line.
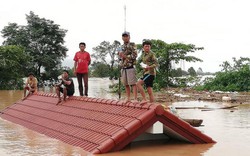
left=195, top=57, right=250, bottom=91
left=90, top=40, right=204, bottom=91
left=0, top=11, right=68, bottom=89
left=0, top=11, right=249, bottom=92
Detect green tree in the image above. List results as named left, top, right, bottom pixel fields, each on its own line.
left=1, top=11, right=68, bottom=79
left=90, top=62, right=111, bottom=77
left=220, top=60, right=232, bottom=72
left=0, top=45, right=30, bottom=89
left=232, top=57, right=250, bottom=71
left=188, top=67, right=197, bottom=76
left=137, top=40, right=203, bottom=87
left=220, top=57, right=250, bottom=72
left=199, top=65, right=250, bottom=91
left=171, top=68, right=185, bottom=77
left=197, top=67, right=203, bottom=75
left=91, top=40, right=121, bottom=79
left=41, top=66, right=73, bottom=84
left=197, top=57, right=250, bottom=91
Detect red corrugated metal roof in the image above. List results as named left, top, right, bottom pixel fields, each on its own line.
left=0, top=92, right=215, bottom=154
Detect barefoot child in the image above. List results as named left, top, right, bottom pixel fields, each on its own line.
left=137, top=40, right=158, bottom=104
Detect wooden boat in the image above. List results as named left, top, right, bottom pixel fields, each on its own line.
left=175, top=104, right=240, bottom=110
left=182, top=118, right=203, bottom=127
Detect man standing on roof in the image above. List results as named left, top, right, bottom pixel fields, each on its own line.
left=23, top=72, right=38, bottom=100
left=137, top=40, right=158, bottom=104
left=118, top=31, right=138, bottom=103
left=73, top=42, right=91, bottom=96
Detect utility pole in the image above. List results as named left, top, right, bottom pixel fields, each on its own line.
left=118, top=5, right=127, bottom=100
left=124, top=5, right=126, bottom=31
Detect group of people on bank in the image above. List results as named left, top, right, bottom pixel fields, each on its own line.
left=23, top=31, right=158, bottom=105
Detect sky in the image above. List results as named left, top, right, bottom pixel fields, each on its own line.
left=1, top=0, right=249, bottom=73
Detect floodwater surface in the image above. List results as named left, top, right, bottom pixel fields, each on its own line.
left=0, top=78, right=249, bottom=156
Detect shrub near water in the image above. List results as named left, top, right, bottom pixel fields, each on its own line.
left=195, top=65, right=250, bottom=92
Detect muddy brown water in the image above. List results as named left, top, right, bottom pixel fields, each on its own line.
left=0, top=78, right=249, bottom=156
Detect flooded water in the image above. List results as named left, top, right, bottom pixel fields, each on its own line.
left=0, top=78, right=250, bottom=156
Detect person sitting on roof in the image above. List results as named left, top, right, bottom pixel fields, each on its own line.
left=56, top=70, right=75, bottom=105
left=23, top=72, right=38, bottom=100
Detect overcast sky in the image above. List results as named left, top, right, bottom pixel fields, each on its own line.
left=1, top=0, right=249, bottom=72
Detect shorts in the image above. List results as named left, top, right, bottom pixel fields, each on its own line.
left=141, top=74, right=155, bottom=88
left=121, top=68, right=137, bottom=86
left=59, top=87, right=74, bottom=96
left=25, top=86, right=35, bottom=93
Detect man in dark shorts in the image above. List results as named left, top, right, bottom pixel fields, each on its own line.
left=56, top=70, right=75, bottom=104
left=137, top=40, right=158, bottom=104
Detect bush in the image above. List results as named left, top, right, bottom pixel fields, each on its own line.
left=195, top=65, right=250, bottom=92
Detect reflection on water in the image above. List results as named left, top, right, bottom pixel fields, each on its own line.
left=0, top=78, right=250, bottom=156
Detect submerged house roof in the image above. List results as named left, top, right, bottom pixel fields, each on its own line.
left=0, top=92, right=215, bottom=154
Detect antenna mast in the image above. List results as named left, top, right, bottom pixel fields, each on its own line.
left=124, top=5, right=126, bottom=31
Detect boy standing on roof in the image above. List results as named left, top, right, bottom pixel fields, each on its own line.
left=73, top=42, right=91, bottom=97
left=118, top=31, right=138, bottom=103
left=137, top=40, right=158, bottom=104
